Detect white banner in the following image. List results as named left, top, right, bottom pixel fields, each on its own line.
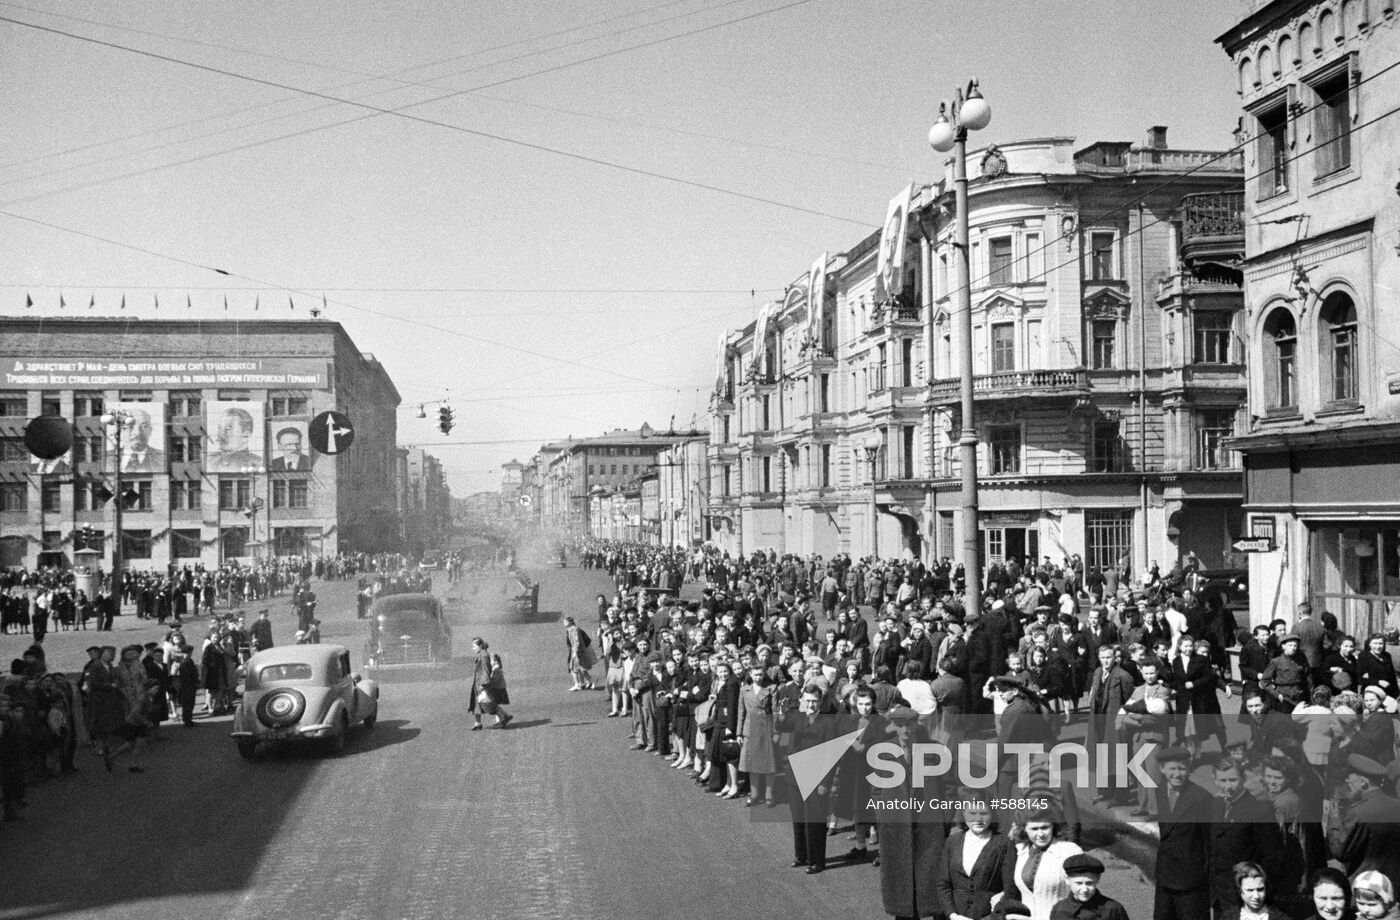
left=877, top=183, right=913, bottom=295
left=807, top=251, right=828, bottom=339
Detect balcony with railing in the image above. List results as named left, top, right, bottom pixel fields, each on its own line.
left=927, top=368, right=1088, bottom=406
left=1179, top=190, right=1244, bottom=285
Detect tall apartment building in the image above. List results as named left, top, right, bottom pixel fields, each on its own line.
left=0, top=317, right=401, bottom=569
left=710, top=129, right=1247, bottom=574
left=1218, top=0, right=1400, bottom=632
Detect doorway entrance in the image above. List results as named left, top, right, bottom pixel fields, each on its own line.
left=984, top=526, right=1038, bottom=566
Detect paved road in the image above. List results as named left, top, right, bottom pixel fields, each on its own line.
left=0, top=566, right=1156, bottom=920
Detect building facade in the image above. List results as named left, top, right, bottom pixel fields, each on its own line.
left=1219, top=0, right=1400, bottom=633
left=541, top=425, right=705, bottom=536
left=710, top=130, right=1248, bottom=574
left=0, top=317, right=401, bottom=570
left=397, top=446, right=451, bottom=555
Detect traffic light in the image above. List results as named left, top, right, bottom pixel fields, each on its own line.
left=438, top=405, right=454, bottom=435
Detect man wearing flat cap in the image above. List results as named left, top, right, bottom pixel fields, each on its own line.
left=1328, top=752, right=1400, bottom=884
left=1153, top=746, right=1212, bottom=920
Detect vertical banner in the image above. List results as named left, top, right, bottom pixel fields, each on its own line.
left=877, top=183, right=913, bottom=295
left=715, top=331, right=729, bottom=393
left=207, top=401, right=266, bottom=472
left=268, top=420, right=313, bottom=471
left=807, top=251, right=828, bottom=340
left=105, top=402, right=166, bottom=472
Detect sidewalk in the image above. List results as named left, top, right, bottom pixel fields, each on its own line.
left=1, top=578, right=362, bottom=677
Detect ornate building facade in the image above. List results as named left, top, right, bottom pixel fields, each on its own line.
left=1219, top=0, right=1400, bottom=633
left=710, top=129, right=1247, bottom=575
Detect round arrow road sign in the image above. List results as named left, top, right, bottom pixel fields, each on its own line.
left=309, top=411, right=355, bottom=455
left=518, top=494, right=532, bottom=507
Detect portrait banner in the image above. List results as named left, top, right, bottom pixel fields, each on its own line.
left=268, top=420, right=313, bottom=472
left=105, top=402, right=165, bottom=473
left=206, top=401, right=265, bottom=473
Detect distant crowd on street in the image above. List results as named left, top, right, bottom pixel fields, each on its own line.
left=566, top=537, right=1400, bottom=920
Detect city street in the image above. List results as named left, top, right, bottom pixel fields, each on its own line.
left=0, top=565, right=1153, bottom=920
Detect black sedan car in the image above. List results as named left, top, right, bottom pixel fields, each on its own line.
left=365, top=593, right=452, bottom=668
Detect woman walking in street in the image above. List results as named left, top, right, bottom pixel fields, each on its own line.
left=469, top=637, right=493, bottom=731
left=564, top=616, right=596, bottom=691
left=485, top=653, right=512, bottom=729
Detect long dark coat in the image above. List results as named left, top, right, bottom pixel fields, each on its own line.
left=876, top=734, right=946, bottom=918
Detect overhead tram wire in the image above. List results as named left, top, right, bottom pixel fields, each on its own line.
left=0, top=284, right=783, bottom=294
left=960, top=58, right=1400, bottom=300
left=0, top=0, right=703, bottom=172
left=0, top=0, right=748, bottom=191
left=0, top=4, right=866, bottom=226
left=0, top=207, right=729, bottom=395
left=936, top=101, right=1400, bottom=324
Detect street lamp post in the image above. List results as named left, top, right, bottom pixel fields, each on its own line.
left=861, top=428, right=885, bottom=560
left=99, top=410, right=133, bottom=621
left=929, top=79, right=991, bottom=615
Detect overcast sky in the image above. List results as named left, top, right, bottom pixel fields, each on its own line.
left=0, top=0, right=1247, bottom=495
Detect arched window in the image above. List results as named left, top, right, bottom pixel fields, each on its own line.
left=1278, top=34, right=1294, bottom=70
left=1260, top=45, right=1276, bottom=79
left=1319, top=8, right=1338, bottom=46
left=1238, top=57, right=1253, bottom=94
left=1298, top=21, right=1315, bottom=58
left=1321, top=292, right=1359, bottom=403
left=1263, top=308, right=1298, bottom=410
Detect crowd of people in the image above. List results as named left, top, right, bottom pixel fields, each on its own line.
left=0, top=553, right=429, bottom=832
left=564, top=539, right=1400, bottom=920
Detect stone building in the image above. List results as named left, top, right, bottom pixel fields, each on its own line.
left=1218, top=0, right=1400, bottom=632
left=0, top=316, right=401, bottom=569
left=710, top=129, right=1248, bottom=575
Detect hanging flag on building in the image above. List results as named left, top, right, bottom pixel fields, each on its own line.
left=751, top=302, right=772, bottom=372
left=25, top=294, right=32, bottom=308
left=119, top=294, right=126, bottom=310
left=714, top=330, right=729, bottom=393
left=877, top=183, right=914, bottom=296
left=88, top=294, right=95, bottom=309
left=59, top=293, right=66, bottom=308
left=187, top=294, right=192, bottom=309
left=807, top=251, right=828, bottom=340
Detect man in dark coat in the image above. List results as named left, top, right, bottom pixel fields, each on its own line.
left=1207, top=757, right=1284, bottom=914
left=876, top=707, right=946, bottom=920
left=1086, top=646, right=1134, bottom=804
left=1328, top=753, right=1400, bottom=884
left=993, top=677, right=1050, bottom=806
left=1154, top=746, right=1212, bottom=920
left=780, top=683, right=837, bottom=874
left=964, top=614, right=999, bottom=716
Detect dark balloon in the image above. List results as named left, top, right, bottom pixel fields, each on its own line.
left=24, top=415, right=73, bottom=460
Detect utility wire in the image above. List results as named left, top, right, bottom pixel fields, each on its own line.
left=948, top=58, right=1400, bottom=300
left=0, top=206, right=721, bottom=394
left=0, top=4, right=865, bottom=225
left=0, top=0, right=749, bottom=193
left=0, top=0, right=701, bottom=171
